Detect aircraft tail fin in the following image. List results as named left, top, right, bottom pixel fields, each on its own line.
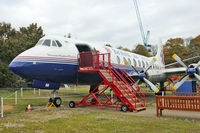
left=155, top=43, right=165, bottom=65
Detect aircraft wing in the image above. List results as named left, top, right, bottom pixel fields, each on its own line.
left=163, top=67, right=186, bottom=75
left=127, top=67, right=186, bottom=77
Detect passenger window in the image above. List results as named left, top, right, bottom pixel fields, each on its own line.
left=128, top=58, right=131, bottom=65
left=36, top=39, right=44, bottom=45
left=55, top=40, right=62, bottom=47
left=138, top=60, right=141, bottom=67
left=146, top=61, right=149, bottom=67
left=123, top=57, right=127, bottom=64
left=142, top=61, right=145, bottom=68
left=52, top=41, right=57, bottom=47
left=133, top=59, right=137, bottom=67
left=117, top=56, right=120, bottom=64
left=43, top=39, right=51, bottom=46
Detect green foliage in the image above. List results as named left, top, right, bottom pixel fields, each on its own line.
left=0, top=22, right=44, bottom=87
left=163, top=37, right=197, bottom=65
left=105, top=44, right=112, bottom=47
left=117, top=45, right=150, bottom=56
left=186, top=35, right=200, bottom=63
left=133, top=44, right=151, bottom=57
left=117, top=45, right=132, bottom=52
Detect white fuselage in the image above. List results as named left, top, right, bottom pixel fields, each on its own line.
left=9, top=35, right=167, bottom=85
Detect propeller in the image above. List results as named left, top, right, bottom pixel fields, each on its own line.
left=172, top=54, right=200, bottom=90
left=125, top=57, right=160, bottom=93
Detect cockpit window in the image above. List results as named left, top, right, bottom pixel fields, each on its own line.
left=36, top=39, right=44, bottom=45
left=52, top=40, right=57, bottom=47
left=55, top=40, right=62, bottom=47
left=42, top=39, right=51, bottom=46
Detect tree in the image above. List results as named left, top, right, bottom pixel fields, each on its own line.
left=105, top=44, right=112, bottom=47
left=186, top=35, right=200, bottom=64
left=0, top=22, right=44, bottom=87
left=164, top=38, right=190, bottom=65
left=133, top=44, right=151, bottom=57
left=117, top=45, right=132, bottom=52
left=19, top=23, right=44, bottom=50
left=117, top=46, right=123, bottom=49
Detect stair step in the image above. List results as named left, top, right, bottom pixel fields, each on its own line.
left=117, top=81, right=124, bottom=84
left=100, top=70, right=110, bottom=74
left=124, top=92, right=134, bottom=96
left=136, top=107, right=146, bottom=111
left=135, top=102, right=142, bottom=105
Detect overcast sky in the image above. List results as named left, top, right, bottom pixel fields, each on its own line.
left=0, top=0, right=199, bottom=48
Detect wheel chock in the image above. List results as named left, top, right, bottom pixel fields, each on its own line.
left=46, top=102, right=56, bottom=108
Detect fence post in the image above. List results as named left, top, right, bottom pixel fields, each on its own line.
left=39, top=89, right=40, bottom=96
left=21, top=88, right=23, bottom=97
left=15, top=91, right=17, bottom=105
left=1, top=97, right=3, bottom=118
left=156, top=96, right=159, bottom=117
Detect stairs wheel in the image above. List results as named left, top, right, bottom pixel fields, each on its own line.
left=69, top=101, right=76, bottom=108
left=121, top=104, right=129, bottom=112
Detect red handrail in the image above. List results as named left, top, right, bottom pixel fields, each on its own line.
left=98, top=60, right=137, bottom=106
left=119, top=68, right=145, bottom=106
left=97, top=52, right=144, bottom=107
left=120, top=69, right=145, bottom=100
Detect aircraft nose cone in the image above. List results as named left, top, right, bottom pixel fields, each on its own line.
left=9, top=60, right=20, bottom=74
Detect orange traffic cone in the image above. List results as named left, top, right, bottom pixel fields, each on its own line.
left=26, top=103, right=31, bottom=112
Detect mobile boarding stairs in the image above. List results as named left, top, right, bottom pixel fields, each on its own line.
left=69, top=51, right=145, bottom=112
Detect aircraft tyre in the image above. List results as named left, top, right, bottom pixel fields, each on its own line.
left=69, top=101, right=76, bottom=108
left=53, top=97, right=62, bottom=107
left=121, top=104, right=129, bottom=112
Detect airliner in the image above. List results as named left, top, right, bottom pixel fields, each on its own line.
left=9, top=35, right=189, bottom=106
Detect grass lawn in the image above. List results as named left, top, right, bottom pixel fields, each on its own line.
left=0, top=86, right=200, bottom=133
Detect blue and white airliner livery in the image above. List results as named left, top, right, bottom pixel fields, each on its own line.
left=9, top=35, right=192, bottom=106
left=9, top=35, right=185, bottom=84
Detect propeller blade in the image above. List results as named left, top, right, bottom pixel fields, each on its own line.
left=136, top=79, right=140, bottom=84
left=194, top=73, right=200, bottom=82
left=144, top=57, right=157, bottom=73
left=131, top=84, right=137, bottom=91
left=125, top=61, right=139, bottom=74
left=195, top=63, right=200, bottom=69
left=172, top=54, right=187, bottom=68
left=173, top=75, right=189, bottom=90
left=143, top=78, right=159, bottom=93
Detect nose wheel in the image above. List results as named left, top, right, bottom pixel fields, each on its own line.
left=47, top=90, right=62, bottom=108
left=53, top=97, right=62, bottom=107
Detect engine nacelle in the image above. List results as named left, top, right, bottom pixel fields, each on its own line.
left=146, top=70, right=167, bottom=83
left=33, top=80, right=60, bottom=90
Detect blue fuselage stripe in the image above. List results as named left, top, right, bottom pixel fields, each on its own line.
left=10, top=57, right=142, bottom=84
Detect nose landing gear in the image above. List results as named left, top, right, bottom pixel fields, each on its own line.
left=46, top=90, right=62, bottom=108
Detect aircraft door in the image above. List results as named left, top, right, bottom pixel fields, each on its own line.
left=75, top=44, right=97, bottom=68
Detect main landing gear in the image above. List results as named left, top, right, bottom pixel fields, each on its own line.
left=46, top=90, right=62, bottom=108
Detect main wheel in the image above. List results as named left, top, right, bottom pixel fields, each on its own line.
left=121, top=104, right=129, bottom=112
left=53, top=97, right=62, bottom=107
left=69, top=101, right=76, bottom=108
